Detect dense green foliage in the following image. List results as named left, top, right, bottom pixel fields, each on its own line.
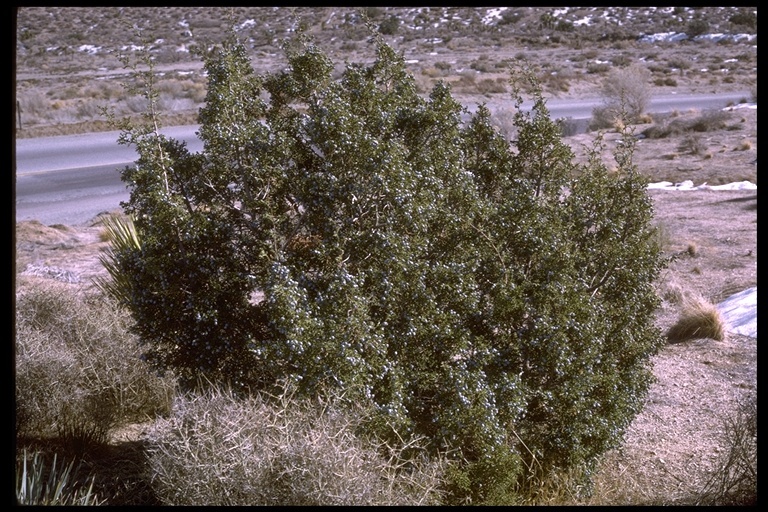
left=104, top=29, right=665, bottom=503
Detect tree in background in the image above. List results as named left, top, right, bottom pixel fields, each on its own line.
left=591, top=63, right=652, bottom=129
left=102, top=26, right=665, bottom=504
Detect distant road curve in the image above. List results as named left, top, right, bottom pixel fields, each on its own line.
left=15, top=92, right=752, bottom=226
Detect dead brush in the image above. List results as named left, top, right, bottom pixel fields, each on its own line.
left=666, top=294, right=725, bottom=343
left=695, top=393, right=756, bottom=505
left=15, top=280, right=175, bottom=446
left=658, top=278, right=686, bottom=305
left=144, top=382, right=447, bottom=505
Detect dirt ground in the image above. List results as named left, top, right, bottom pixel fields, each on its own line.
left=14, top=100, right=756, bottom=505
left=596, top=186, right=757, bottom=504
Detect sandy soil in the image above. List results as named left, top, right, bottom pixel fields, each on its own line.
left=596, top=186, right=756, bottom=504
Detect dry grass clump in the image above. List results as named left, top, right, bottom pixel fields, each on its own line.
left=145, top=384, right=446, bottom=505
left=476, top=77, right=507, bottom=95
left=17, top=91, right=50, bottom=116
left=15, top=282, right=176, bottom=453
left=657, top=277, right=686, bottom=305
left=575, top=393, right=756, bottom=506
left=665, top=294, right=725, bottom=343
left=585, top=448, right=664, bottom=505
left=696, top=393, right=757, bottom=505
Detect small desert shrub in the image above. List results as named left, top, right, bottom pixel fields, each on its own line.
left=557, top=117, right=581, bottom=137
left=154, top=47, right=185, bottom=64
left=646, top=63, right=668, bottom=74
left=76, top=99, right=103, bottom=119
left=654, top=77, right=678, bottom=87
left=641, top=110, right=729, bottom=140
left=592, top=109, right=646, bottom=132
left=52, top=86, right=81, bottom=101
left=421, top=66, right=442, bottom=78
left=145, top=384, right=446, bottom=505
left=728, top=9, right=757, bottom=30
left=378, top=14, right=400, bottom=35
left=677, top=134, right=706, bottom=155
left=15, top=282, right=175, bottom=448
left=610, top=54, right=632, bottom=67
left=185, top=82, right=207, bottom=103
left=666, top=294, right=725, bottom=343
left=598, top=64, right=652, bottom=123
left=662, top=119, right=690, bottom=137
left=542, top=72, right=570, bottom=93
left=696, top=393, right=757, bottom=505
left=640, top=124, right=669, bottom=140
left=660, top=280, right=686, bottom=305
left=499, top=9, right=523, bottom=25
left=476, top=77, right=506, bottom=95
left=636, top=113, right=653, bottom=125
left=589, top=105, right=618, bottom=131
left=666, top=57, right=692, bottom=71
left=19, top=91, right=50, bottom=115
left=586, top=62, right=611, bottom=74
left=734, top=140, right=752, bottom=151
left=687, top=110, right=730, bottom=132
left=82, top=81, right=125, bottom=101
left=456, top=70, right=477, bottom=87
left=156, top=79, right=185, bottom=97
left=123, top=95, right=149, bottom=114
left=686, top=18, right=710, bottom=38
left=470, top=58, right=493, bottom=73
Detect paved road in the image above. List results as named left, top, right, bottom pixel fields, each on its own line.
left=15, top=92, right=752, bottom=226
left=15, top=127, right=204, bottom=226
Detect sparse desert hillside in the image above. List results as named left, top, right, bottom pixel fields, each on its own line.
left=15, top=6, right=756, bottom=137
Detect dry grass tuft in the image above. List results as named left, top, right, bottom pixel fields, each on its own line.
left=666, top=294, right=725, bottom=343
left=658, top=278, right=686, bottom=305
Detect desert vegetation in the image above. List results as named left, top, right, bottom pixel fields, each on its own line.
left=589, top=64, right=653, bottom=130
left=15, top=268, right=755, bottom=505
left=15, top=6, right=756, bottom=138
left=88, top=26, right=671, bottom=503
left=15, top=7, right=756, bottom=506
left=666, top=294, right=726, bottom=343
